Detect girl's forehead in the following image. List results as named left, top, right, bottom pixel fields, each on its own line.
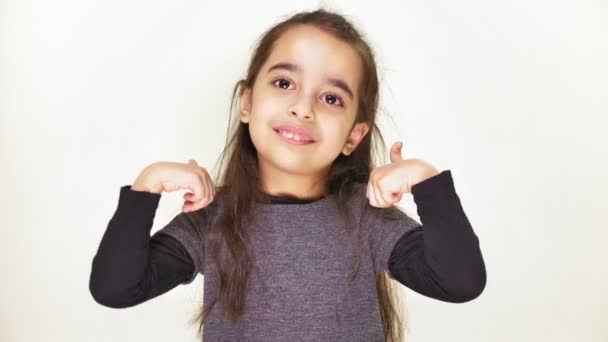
left=263, top=25, right=362, bottom=91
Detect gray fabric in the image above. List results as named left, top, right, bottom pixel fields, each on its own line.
left=159, top=183, right=421, bottom=341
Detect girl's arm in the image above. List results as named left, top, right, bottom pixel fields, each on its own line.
left=89, top=185, right=196, bottom=308
left=386, top=170, right=486, bottom=303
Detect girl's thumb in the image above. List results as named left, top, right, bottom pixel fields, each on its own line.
left=390, top=141, right=404, bottom=163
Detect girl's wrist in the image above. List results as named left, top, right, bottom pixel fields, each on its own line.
left=131, top=164, right=163, bottom=194
left=413, top=162, right=441, bottom=187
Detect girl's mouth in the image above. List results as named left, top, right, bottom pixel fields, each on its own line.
left=274, top=129, right=315, bottom=145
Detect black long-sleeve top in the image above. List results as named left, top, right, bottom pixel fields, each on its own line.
left=89, top=170, right=486, bottom=309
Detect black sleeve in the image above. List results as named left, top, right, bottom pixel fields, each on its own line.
left=89, top=185, right=196, bottom=309
left=387, top=170, right=486, bottom=303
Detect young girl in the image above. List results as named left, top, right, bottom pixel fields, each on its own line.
left=89, top=8, right=486, bottom=342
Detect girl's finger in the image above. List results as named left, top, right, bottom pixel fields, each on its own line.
left=183, top=189, right=203, bottom=212
left=370, top=181, right=382, bottom=208
left=186, top=184, right=202, bottom=203
left=379, top=183, right=398, bottom=206
left=201, top=167, right=216, bottom=198
left=386, top=190, right=399, bottom=206
left=378, top=179, right=393, bottom=208
left=366, top=180, right=375, bottom=206
left=191, top=168, right=214, bottom=211
left=373, top=180, right=389, bottom=208
left=188, top=159, right=207, bottom=194
left=185, top=172, right=206, bottom=204
left=391, top=191, right=403, bottom=202
left=182, top=201, right=193, bottom=212
left=198, top=165, right=215, bottom=198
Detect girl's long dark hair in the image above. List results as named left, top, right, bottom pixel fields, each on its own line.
left=188, top=8, right=406, bottom=342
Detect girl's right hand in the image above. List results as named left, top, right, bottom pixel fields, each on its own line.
left=131, top=159, right=216, bottom=213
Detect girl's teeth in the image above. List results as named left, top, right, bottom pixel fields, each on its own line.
left=281, top=131, right=308, bottom=142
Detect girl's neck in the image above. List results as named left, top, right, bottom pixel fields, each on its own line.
left=257, top=163, right=329, bottom=201
left=262, top=191, right=325, bottom=203
left=260, top=187, right=327, bottom=201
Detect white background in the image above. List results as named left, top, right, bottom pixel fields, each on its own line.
left=1, top=0, right=606, bottom=341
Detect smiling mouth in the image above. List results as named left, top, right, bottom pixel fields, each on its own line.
left=273, top=129, right=315, bottom=145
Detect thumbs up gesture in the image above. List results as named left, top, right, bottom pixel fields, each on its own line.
left=366, top=141, right=441, bottom=208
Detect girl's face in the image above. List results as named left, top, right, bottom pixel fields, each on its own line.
left=239, top=24, right=370, bottom=190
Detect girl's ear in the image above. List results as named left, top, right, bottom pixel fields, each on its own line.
left=239, top=87, right=252, bottom=123
left=342, top=121, right=370, bottom=156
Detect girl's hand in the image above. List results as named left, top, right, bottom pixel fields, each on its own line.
left=131, top=159, right=216, bottom=213
left=366, top=141, right=440, bottom=208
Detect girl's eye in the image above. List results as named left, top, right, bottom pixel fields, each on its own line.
left=273, top=78, right=293, bottom=90
left=323, top=94, right=344, bottom=107
left=272, top=78, right=345, bottom=108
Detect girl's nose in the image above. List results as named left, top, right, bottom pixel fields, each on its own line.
left=289, top=109, right=313, bottom=119
left=288, top=99, right=314, bottom=119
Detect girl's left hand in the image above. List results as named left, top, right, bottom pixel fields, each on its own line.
left=367, top=141, right=441, bottom=208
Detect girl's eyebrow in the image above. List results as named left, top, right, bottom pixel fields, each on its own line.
left=266, top=62, right=354, bottom=101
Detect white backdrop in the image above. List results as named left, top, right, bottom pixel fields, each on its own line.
left=1, top=0, right=606, bottom=341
